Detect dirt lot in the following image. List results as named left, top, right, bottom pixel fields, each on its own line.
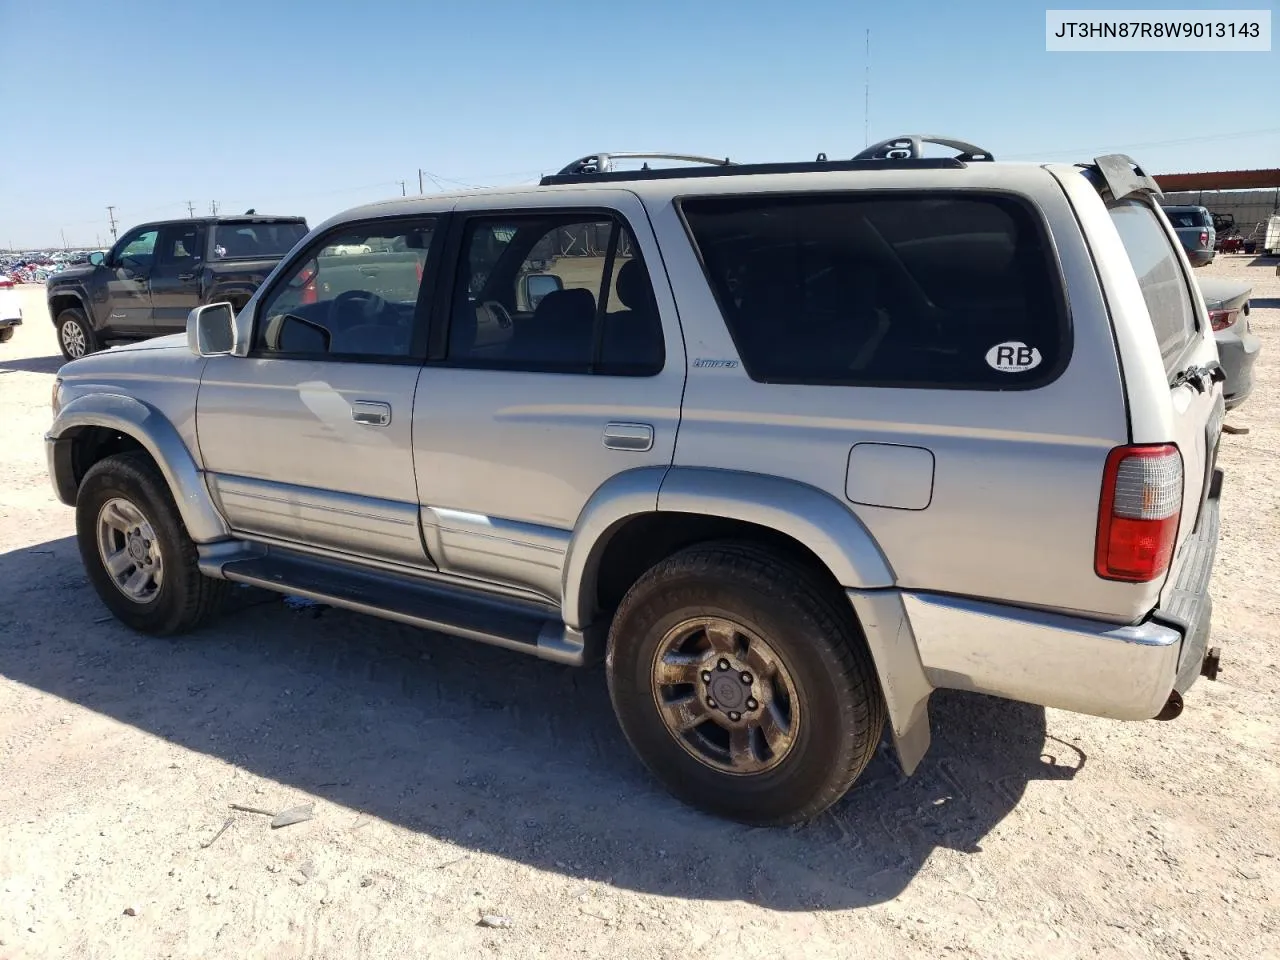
left=2, top=260, right=1279, bottom=960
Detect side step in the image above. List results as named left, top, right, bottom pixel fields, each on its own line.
left=218, top=550, right=588, bottom=666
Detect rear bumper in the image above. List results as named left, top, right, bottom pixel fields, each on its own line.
left=1217, top=327, right=1260, bottom=410
left=900, top=474, right=1220, bottom=719
left=1187, top=249, right=1215, bottom=267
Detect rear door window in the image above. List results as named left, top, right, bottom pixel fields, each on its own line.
left=680, top=193, right=1067, bottom=388
left=1109, top=201, right=1198, bottom=374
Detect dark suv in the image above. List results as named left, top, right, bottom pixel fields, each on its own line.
left=1160, top=204, right=1215, bottom=267
left=46, top=215, right=308, bottom=359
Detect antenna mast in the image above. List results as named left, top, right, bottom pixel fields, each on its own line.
left=864, top=28, right=870, bottom=148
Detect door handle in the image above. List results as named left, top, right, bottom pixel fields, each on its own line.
left=351, top=401, right=392, bottom=426
left=177, top=273, right=196, bottom=281
left=603, top=422, right=653, bottom=452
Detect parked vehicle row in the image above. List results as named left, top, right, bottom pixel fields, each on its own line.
left=45, top=215, right=307, bottom=360
left=47, top=137, right=1228, bottom=824
left=0, top=273, right=22, bottom=342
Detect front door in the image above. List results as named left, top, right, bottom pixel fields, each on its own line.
left=197, top=216, right=442, bottom=568
left=104, top=225, right=157, bottom=335
left=150, top=222, right=207, bottom=332
left=411, top=191, right=686, bottom=603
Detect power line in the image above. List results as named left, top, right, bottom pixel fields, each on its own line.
left=1003, top=126, right=1280, bottom=160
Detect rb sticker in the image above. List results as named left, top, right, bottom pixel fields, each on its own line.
left=985, top=341, right=1042, bottom=373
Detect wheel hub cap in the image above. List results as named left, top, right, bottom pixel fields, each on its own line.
left=96, top=497, right=163, bottom=604
left=61, top=322, right=86, bottom=358
left=651, top=616, right=800, bottom=775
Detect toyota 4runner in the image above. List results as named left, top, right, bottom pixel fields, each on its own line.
left=47, top=137, right=1225, bottom=824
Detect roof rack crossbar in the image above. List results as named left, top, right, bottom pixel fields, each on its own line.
left=853, top=134, right=995, bottom=163
left=556, top=152, right=733, bottom=177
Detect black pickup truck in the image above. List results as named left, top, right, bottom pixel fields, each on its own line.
left=46, top=215, right=308, bottom=359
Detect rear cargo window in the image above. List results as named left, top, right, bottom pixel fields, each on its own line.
left=680, top=193, right=1067, bottom=388
left=212, top=222, right=308, bottom=259
left=1108, top=201, right=1198, bottom=374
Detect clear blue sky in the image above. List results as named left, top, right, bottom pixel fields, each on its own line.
left=1, top=0, right=1276, bottom=248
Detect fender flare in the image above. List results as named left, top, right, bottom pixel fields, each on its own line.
left=46, top=286, right=93, bottom=324
left=46, top=393, right=231, bottom=543
left=562, top=466, right=896, bottom=630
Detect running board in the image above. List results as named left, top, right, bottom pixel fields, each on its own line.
left=217, top=550, right=588, bottom=666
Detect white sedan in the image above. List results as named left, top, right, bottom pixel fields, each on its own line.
left=0, top=274, right=22, bottom=343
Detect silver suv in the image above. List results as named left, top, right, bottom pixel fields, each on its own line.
left=47, top=136, right=1226, bottom=825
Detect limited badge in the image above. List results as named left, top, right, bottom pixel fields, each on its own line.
left=985, top=341, right=1042, bottom=373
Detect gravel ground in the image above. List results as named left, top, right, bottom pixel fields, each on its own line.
left=2, top=257, right=1278, bottom=959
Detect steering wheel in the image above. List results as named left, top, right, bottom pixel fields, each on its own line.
left=328, top=289, right=388, bottom=328
left=482, top=300, right=513, bottom=329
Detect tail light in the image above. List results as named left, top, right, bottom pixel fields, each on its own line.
left=296, top=261, right=318, bottom=305
left=1095, top=444, right=1183, bottom=582
left=1199, top=231, right=1209, bottom=247
left=1208, top=309, right=1237, bottom=331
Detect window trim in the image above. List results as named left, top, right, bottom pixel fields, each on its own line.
left=427, top=206, right=666, bottom=377
left=246, top=214, right=444, bottom=366
left=1108, top=196, right=1203, bottom=379
left=675, top=188, right=1074, bottom=391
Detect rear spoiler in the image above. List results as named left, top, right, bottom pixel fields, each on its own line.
left=1080, top=154, right=1164, bottom=201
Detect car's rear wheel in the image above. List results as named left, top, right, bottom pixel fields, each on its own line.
left=0, top=327, right=13, bottom=344
left=56, top=308, right=99, bottom=360
left=76, top=451, right=229, bottom=635
left=606, top=542, right=886, bottom=825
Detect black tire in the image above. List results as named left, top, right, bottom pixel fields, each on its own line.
left=0, top=326, right=13, bottom=344
left=56, top=307, right=100, bottom=360
left=76, top=451, right=230, bottom=635
left=606, top=542, right=886, bottom=825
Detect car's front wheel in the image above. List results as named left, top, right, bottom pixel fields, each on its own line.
left=0, top=326, right=13, bottom=344
left=56, top=308, right=100, bottom=360
left=606, top=542, right=886, bottom=825
left=76, top=452, right=229, bottom=635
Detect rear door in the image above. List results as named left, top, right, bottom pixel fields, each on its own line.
left=149, top=222, right=207, bottom=331
left=409, top=189, right=685, bottom=603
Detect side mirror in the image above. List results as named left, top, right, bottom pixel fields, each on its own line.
left=523, top=273, right=563, bottom=310
left=88, top=251, right=105, bottom=267
left=187, top=302, right=237, bottom=356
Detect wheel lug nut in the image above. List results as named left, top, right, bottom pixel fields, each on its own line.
left=746, top=698, right=758, bottom=710
left=717, top=659, right=730, bottom=671
left=706, top=697, right=716, bottom=708
left=740, top=672, right=752, bottom=684
left=701, top=671, right=712, bottom=683
left=728, top=711, right=741, bottom=722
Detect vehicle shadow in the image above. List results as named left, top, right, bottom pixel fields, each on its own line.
left=0, top=536, right=1081, bottom=910
left=0, top=354, right=64, bottom=375
left=1250, top=297, right=1279, bottom=311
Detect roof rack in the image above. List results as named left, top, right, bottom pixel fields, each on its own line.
left=540, top=135, right=995, bottom=186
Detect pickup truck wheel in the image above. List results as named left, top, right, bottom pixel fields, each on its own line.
left=56, top=308, right=99, bottom=360
left=76, top=452, right=229, bottom=635
left=606, top=542, right=886, bottom=825
left=0, top=327, right=13, bottom=344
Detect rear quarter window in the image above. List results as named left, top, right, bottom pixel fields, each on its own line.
left=680, top=192, right=1068, bottom=388
left=1109, top=201, right=1198, bottom=374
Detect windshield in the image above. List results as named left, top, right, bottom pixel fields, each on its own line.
left=212, top=222, right=308, bottom=260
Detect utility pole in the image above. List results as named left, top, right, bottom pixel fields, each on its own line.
left=210, top=200, right=220, bottom=216
left=61, top=228, right=68, bottom=250
left=106, top=205, right=118, bottom=240
left=398, top=179, right=407, bottom=197
left=418, top=169, right=424, bottom=194
left=187, top=201, right=196, bottom=217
